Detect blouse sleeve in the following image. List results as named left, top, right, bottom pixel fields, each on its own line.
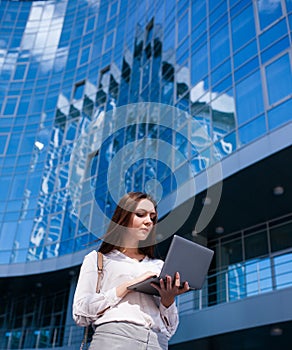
left=151, top=258, right=179, bottom=338
left=72, top=251, right=122, bottom=326
left=159, top=301, right=179, bottom=338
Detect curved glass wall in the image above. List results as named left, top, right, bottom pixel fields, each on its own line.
left=0, top=0, right=292, bottom=266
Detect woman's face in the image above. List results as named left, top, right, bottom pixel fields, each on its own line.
left=126, top=198, right=157, bottom=243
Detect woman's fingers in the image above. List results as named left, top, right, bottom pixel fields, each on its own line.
left=178, top=281, right=190, bottom=294
left=166, top=275, right=172, bottom=289
left=151, top=272, right=190, bottom=297
left=174, top=272, right=180, bottom=288
left=160, top=277, right=166, bottom=290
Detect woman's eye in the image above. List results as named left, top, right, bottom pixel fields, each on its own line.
left=135, top=212, right=156, bottom=221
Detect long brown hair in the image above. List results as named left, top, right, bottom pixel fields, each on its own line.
left=98, top=192, right=157, bottom=258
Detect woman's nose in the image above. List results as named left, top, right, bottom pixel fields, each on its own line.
left=144, top=215, right=152, bottom=225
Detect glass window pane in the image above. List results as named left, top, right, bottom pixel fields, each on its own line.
left=238, top=114, right=266, bottom=146
left=268, top=98, right=292, bottom=130
left=80, top=46, right=90, bottom=65
left=270, top=222, right=292, bottom=252
left=212, top=91, right=235, bottom=136
left=4, top=97, right=18, bottom=115
left=20, top=133, right=36, bottom=153
left=109, top=1, right=118, bottom=18
left=233, top=40, right=257, bottom=69
left=231, top=5, right=256, bottom=52
left=261, top=35, right=290, bottom=64
left=266, top=54, right=292, bottom=105
left=74, top=81, right=85, bottom=100
left=10, top=175, right=27, bottom=199
left=178, top=11, right=189, bottom=43
left=0, top=222, right=17, bottom=251
left=209, top=1, right=227, bottom=27
left=212, top=75, right=232, bottom=94
left=259, top=19, right=287, bottom=51
left=14, top=220, right=33, bottom=248
left=0, top=134, right=8, bottom=154
left=234, top=56, right=259, bottom=82
left=286, top=0, right=292, bottom=12
left=211, top=59, right=231, bottom=86
left=221, top=238, right=243, bottom=266
left=104, top=31, right=114, bottom=51
left=13, top=64, right=27, bottom=80
left=235, top=70, right=264, bottom=125
left=230, top=0, right=250, bottom=18
left=257, top=0, right=282, bottom=30
left=0, top=176, right=10, bottom=200
left=191, top=43, right=208, bottom=85
left=191, top=19, right=206, bottom=45
left=210, top=25, right=230, bottom=69
left=245, top=230, right=268, bottom=260
left=86, top=16, right=95, bottom=32
left=191, top=1, right=206, bottom=27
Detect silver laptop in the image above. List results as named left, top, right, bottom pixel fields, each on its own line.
left=127, top=235, right=214, bottom=295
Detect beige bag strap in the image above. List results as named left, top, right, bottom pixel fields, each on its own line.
left=96, top=251, right=103, bottom=293
left=96, top=251, right=110, bottom=317
left=79, top=251, right=104, bottom=350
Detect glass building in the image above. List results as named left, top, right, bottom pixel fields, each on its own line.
left=0, top=0, right=291, bottom=348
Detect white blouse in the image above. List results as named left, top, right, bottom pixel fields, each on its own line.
left=72, top=249, right=179, bottom=339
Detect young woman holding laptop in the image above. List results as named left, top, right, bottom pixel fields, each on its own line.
left=73, top=191, right=189, bottom=349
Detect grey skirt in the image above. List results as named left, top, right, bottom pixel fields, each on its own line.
left=89, top=322, right=168, bottom=350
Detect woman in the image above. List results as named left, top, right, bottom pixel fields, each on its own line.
left=73, top=192, right=189, bottom=349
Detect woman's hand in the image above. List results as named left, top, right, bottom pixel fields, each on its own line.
left=151, top=272, right=189, bottom=308
left=116, top=271, right=157, bottom=298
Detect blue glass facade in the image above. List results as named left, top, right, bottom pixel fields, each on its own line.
left=1, top=0, right=291, bottom=266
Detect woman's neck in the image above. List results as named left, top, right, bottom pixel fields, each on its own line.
left=121, top=247, right=139, bottom=254
left=119, top=247, right=145, bottom=260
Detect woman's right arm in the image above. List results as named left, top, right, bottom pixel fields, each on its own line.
left=72, top=251, right=157, bottom=326
left=73, top=252, right=159, bottom=326
left=72, top=251, right=122, bottom=326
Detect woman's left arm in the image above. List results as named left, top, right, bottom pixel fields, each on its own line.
left=151, top=272, right=189, bottom=337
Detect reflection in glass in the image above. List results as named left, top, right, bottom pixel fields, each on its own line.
left=0, top=134, right=8, bottom=155
left=191, top=44, right=208, bottom=86
left=265, top=53, right=292, bottom=105
left=233, top=40, right=257, bottom=70
left=261, top=35, right=290, bottom=64
left=245, top=258, right=272, bottom=296
left=1, top=0, right=291, bottom=266
left=238, top=114, right=266, bottom=146
left=211, top=91, right=236, bottom=140
left=178, top=10, right=189, bottom=43
left=256, top=0, right=282, bottom=30
left=268, top=99, right=292, bottom=129
left=231, top=5, right=255, bottom=52
left=228, top=264, right=246, bottom=300
left=210, top=25, right=230, bottom=69
left=4, top=97, right=18, bottom=115
left=259, top=19, right=287, bottom=51
left=235, top=70, right=264, bottom=125
left=234, top=56, right=259, bottom=82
